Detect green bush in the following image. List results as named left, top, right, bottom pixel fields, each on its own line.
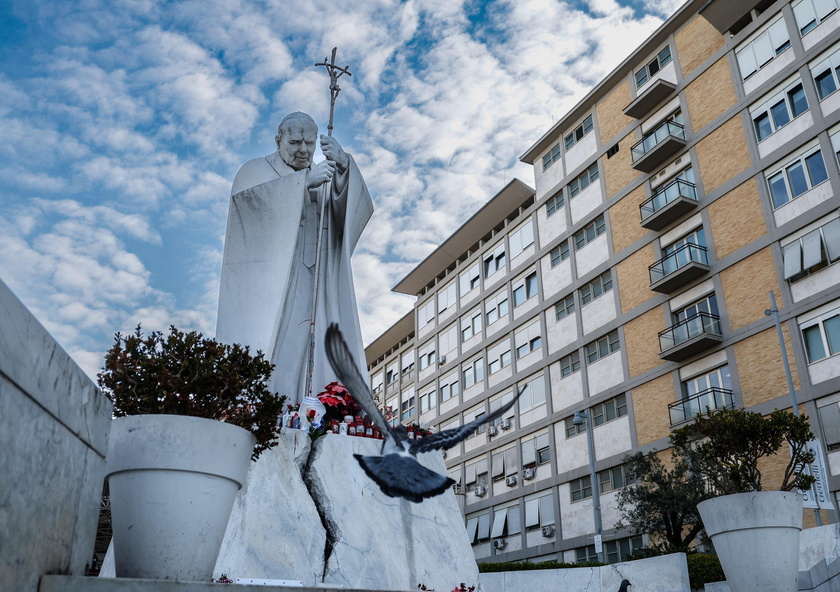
left=686, top=553, right=724, bottom=589
left=478, top=560, right=603, bottom=573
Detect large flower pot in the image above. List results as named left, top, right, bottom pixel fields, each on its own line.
left=697, top=491, right=803, bottom=592
left=106, top=415, right=255, bottom=581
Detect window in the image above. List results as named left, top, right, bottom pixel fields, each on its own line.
left=509, top=219, right=535, bottom=258
left=465, top=457, right=488, bottom=491
left=437, top=281, right=457, bottom=313
left=459, top=262, right=481, bottom=295
left=546, top=191, right=564, bottom=217
left=574, top=215, right=606, bottom=250
left=580, top=270, right=613, bottom=305
left=491, top=504, right=521, bottom=538
left=484, top=242, right=506, bottom=278
left=549, top=241, right=570, bottom=267
left=401, top=351, right=414, bottom=376
left=585, top=330, right=620, bottom=364
left=598, top=464, right=637, bottom=494
left=605, top=536, right=645, bottom=564
left=658, top=228, right=707, bottom=277
left=684, top=366, right=732, bottom=398
left=560, top=351, right=581, bottom=378
left=592, top=393, right=628, bottom=426
left=485, top=289, right=509, bottom=326
left=635, top=45, right=672, bottom=87
left=817, top=401, right=840, bottom=451
left=489, top=391, right=515, bottom=427
left=522, top=432, right=550, bottom=466
left=518, top=374, right=546, bottom=412
left=564, top=115, right=594, bottom=150
left=487, top=339, right=512, bottom=374
left=568, top=162, right=600, bottom=198
left=514, top=319, right=542, bottom=359
left=767, top=147, right=829, bottom=208
left=555, top=293, right=576, bottom=321
left=811, top=46, right=840, bottom=100
left=524, top=492, right=555, bottom=530
left=576, top=545, right=599, bottom=563
left=418, top=341, right=436, bottom=371
left=783, top=217, right=840, bottom=281
left=565, top=416, right=585, bottom=438
left=438, top=325, right=458, bottom=361
left=800, top=304, right=840, bottom=363
left=460, top=308, right=483, bottom=342
left=400, top=394, right=415, bottom=421
left=736, top=16, right=791, bottom=81
left=570, top=475, right=593, bottom=502
left=439, top=371, right=460, bottom=402
left=386, top=364, right=397, bottom=385
left=674, top=293, right=719, bottom=324
left=542, top=142, right=562, bottom=170
left=751, top=81, right=809, bottom=141
left=418, top=299, right=435, bottom=327
left=513, top=271, right=539, bottom=307
left=419, top=388, right=437, bottom=414
left=463, top=357, right=485, bottom=388
left=793, top=0, right=839, bottom=36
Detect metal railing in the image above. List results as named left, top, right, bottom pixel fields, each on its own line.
left=649, top=242, right=708, bottom=284
left=631, top=119, right=686, bottom=162
left=659, top=312, right=722, bottom=351
left=640, top=179, right=697, bottom=221
left=668, top=387, right=735, bottom=425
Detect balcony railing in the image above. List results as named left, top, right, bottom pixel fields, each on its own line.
left=659, top=312, right=723, bottom=361
left=640, top=179, right=699, bottom=230
left=669, top=387, right=735, bottom=425
left=649, top=242, right=710, bottom=292
left=631, top=120, right=687, bottom=173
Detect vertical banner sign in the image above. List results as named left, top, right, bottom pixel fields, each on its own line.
left=800, top=439, right=830, bottom=510
left=594, top=534, right=603, bottom=554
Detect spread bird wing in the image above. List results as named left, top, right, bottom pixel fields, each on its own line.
left=409, top=385, right=526, bottom=454
left=325, top=323, right=391, bottom=436
left=354, top=453, right=455, bottom=503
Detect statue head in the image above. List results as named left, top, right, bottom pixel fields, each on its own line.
left=276, top=112, right=319, bottom=171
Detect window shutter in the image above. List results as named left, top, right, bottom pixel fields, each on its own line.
left=492, top=452, right=505, bottom=479
left=823, top=219, right=840, bottom=262
left=477, top=513, right=491, bottom=540
left=818, top=402, right=840, bottom=446
left=802, top=229, right=824, bottom=269
left=525, top=499, right=540, bottom=528
left=466, top=517, right=478, bottom=543
left=491, top=509, right=508, bottom=538
left=794, top=0, right=817, bottom=30
left=522, top=439, right=537, bottom=466
left=814, top=0, right=837, bottom=21
left=783, top=241, right=803, bottom=279
left=539, top=494, right=555, bottom=526
left=505, top=446, right=518, bottom=475
left=466, top=462, right=477, bottom=484
left=737, top=47, right=757, bottom=79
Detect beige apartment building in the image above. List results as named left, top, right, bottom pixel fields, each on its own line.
left=365, top=0, right=840, bottom=564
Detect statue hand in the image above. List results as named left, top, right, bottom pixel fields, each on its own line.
left=320, top=135, right=349, bottom=173
left=306, top=160, right=335, bottom=189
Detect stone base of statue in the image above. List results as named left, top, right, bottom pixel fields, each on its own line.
left=213, top=430, right=480, bottom=591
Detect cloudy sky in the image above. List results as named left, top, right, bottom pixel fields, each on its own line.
left=0, top=0, right=683, bottom=380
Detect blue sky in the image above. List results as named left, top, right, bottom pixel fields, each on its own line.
left=0, top=0, right=682, bottom=379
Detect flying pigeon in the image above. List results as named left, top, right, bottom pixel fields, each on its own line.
left=325, top=323, right=525, bottom=503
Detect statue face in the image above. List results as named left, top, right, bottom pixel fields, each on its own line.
left=277, top=121, right=318, bottom=171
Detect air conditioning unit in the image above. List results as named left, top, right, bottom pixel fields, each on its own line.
left=438, top=355, right=446, bottom=365
left=541, top=525, right=555, bottom=538
left=505, top=475, right=517, bottom=487
left=523, top=467, right=536, bottom=480
left=500, top=419, right=511, bottom=430
left=475, top=485, right=487, bottom=497
left=488, top=425, right=499, bottom=436
left=492, top=539, right=507, bottom=550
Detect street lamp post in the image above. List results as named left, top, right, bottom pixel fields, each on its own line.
left=574, top=410, right=604, bottom=563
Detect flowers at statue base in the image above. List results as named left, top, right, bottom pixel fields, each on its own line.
left=317, top=381, right=360, bottom=421
left=213, top=573, right=233, bottom=583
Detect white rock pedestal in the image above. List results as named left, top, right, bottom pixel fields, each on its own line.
left=213, top=430, right=479, bottom=591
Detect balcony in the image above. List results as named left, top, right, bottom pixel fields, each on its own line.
left=659, top=312, right=723, bottom=361
left=669, top=387, right=735, bottom=426
left=649, top=243, right=710, bottom=293
left=631, top=120, right=687, bottom=173
left=640, top=179, right=699, bottom=230
left=624, top=79, right=677, bottom=120
left=700, top=0, right=764, bottom=35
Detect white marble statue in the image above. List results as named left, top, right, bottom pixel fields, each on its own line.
left=216, top=112, right=373, bottom=404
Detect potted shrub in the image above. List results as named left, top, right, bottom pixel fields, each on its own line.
left=98, top=325, right=286, bottom=582
left=671, top=408, right=815, bottom=592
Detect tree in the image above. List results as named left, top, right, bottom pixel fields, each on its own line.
left=615, top=450, right=709, bottom=552
left=671, top=407, right=815, bottom=494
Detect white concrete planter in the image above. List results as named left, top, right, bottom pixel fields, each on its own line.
left=106, top=415, right=255, bottom=581
left=698, top=490, right=803, bottom=592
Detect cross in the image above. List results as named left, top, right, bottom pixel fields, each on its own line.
left=315, top=47, right=352, bottom=137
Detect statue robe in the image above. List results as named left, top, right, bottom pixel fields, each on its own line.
left=216, top=154, right=373, bottom=404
